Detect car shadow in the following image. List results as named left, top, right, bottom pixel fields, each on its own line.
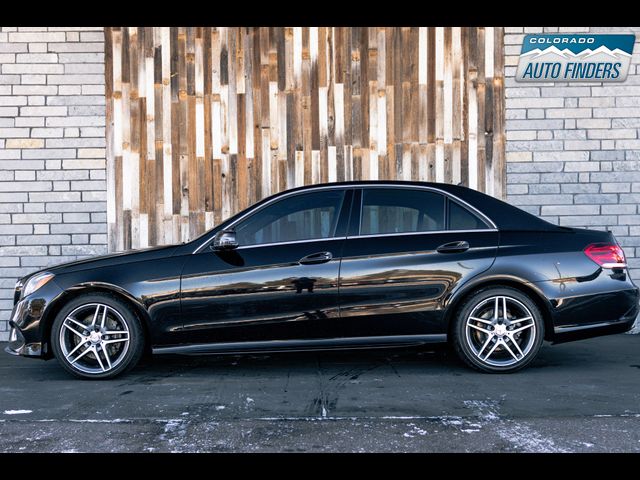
left=129, top=336, right=637, bottom=379
left=12, top=335, right=636, bottom=384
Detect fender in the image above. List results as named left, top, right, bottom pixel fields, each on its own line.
left=445, top=273, right=550, bottom=308
left=40, top=281, right=153, bottom=346
left=442, top=273, right=555, bottom=340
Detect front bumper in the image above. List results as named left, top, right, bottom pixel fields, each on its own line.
left=5, top=279, right=64, bottom=359
left=5, top=323, right=42, bottom=357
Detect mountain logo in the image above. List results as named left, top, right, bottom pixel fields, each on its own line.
left=516, top=34, right=635, bottom=82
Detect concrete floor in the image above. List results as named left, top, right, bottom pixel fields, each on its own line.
left=1, top=334, right=639, bottom=452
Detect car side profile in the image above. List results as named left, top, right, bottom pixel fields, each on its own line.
left=6, top=181, right=639, bottom=379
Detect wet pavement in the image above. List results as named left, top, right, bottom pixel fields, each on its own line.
left=1, top=334, right=639, bottom=452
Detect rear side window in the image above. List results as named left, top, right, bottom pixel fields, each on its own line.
left=449, top=201, right=489, bottom=230
left=360, top=188, right=445, bottom=235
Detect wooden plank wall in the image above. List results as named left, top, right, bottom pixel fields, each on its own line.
left=104, top=27, right=505, bottom=251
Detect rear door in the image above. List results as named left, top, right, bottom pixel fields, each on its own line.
left=337, top=186, right=499, bottom=338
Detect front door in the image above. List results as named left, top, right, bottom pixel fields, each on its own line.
left=338, top=187, right=499, bottom=338
left=179, top=188, right=352, bottom=344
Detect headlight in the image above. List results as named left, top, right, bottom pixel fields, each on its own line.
left=22, top=272, right=55, bottom=298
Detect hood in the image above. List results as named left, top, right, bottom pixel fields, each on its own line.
left=42, top=244, right=180, bottom=276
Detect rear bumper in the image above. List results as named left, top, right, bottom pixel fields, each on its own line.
left=552, top=300, right=638, bottom=344
left=537, top=280, right=639, bottom=344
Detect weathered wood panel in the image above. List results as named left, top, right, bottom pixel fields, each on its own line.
left=105, top=27, right=505, bottom=251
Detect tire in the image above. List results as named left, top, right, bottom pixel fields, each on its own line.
left=50, top=292, right=145, bottom=379
left=452, top=287, right=545, bottom=373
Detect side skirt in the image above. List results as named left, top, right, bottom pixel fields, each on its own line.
left=152, top=334, right=448, bottom=356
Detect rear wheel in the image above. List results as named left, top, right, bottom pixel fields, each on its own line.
left=452, top=287, right=544, bottom=373
left=51, top=293, right=145, bottom=379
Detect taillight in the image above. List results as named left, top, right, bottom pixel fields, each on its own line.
left=584, top=243, right=627, bottom=269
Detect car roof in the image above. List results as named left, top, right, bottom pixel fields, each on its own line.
left=272, top=181, right=559, bottom=232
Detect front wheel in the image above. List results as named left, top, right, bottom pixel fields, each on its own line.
left=452, top=287, right=545, bottom=373
left=51, top=293, right=145, bottom=379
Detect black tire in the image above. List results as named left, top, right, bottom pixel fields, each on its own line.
left=452, top=286, right=545, bottom=373
left=50, top=292, right=145, bottom=380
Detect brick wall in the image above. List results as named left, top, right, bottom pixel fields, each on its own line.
left=0, top=27, right=106, bottom=340
left=504, top=27, right=640, bottom=284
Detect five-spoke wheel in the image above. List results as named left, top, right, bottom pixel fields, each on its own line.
left=51, top=293, right=144, bottom=379
left=453, top=287, right=544, bottom=373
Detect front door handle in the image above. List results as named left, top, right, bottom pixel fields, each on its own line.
left=436, top=241, right=469, bottom=253
left=299, top=251, right=333, bottom=265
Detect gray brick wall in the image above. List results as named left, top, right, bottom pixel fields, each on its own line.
left=0, top=27, right=106, bottom=340
left=505, top=27, right=640, bottom=284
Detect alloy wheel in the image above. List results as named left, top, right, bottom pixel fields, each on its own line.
left=58, top=303, right=131, bottom=375
left=464, top=295, right=536, bottom=368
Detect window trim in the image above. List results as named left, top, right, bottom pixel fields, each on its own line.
left=235, top=236, right=347, bottom=250
left=332, top=188, right=354, bottom=238
left=192, top=184, right=497, bottom=253
left=354, top=228, right=498, bottom=240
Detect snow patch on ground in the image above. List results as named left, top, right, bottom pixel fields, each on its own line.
left=463, top=400, right=500, bottom=421
left=496, top=422, right=569, bottom=453
left=68, top=418, right=130, bottom=423
left=439, top=417, right=464, bottom=426
left=158, top=418, right=190, bottom=451
left=595, top=413, right=640, bottom=418
left=403, top=423, right=428, bottom=438
left=163, top=419, right=183, bottom=434
left=464, top=399, right=570, bottom=453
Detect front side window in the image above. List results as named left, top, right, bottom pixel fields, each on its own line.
left=360, top=188, right=445, bottom=235
left=235, top=190, right=345, bottom=246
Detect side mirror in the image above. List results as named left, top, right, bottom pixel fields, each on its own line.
left=212, top=229, right=239, bottom=251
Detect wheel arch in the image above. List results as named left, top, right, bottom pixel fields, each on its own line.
left=444, top=276, right=555, bottom=342
left=41, top=283, right=152, bottom=358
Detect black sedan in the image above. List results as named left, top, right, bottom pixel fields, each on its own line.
left=6, top=181, right=639, bottom=378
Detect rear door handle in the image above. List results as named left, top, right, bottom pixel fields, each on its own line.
left=299, top=251, right=333, bottom=265
left=436, top=241, right=469, bottom=253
